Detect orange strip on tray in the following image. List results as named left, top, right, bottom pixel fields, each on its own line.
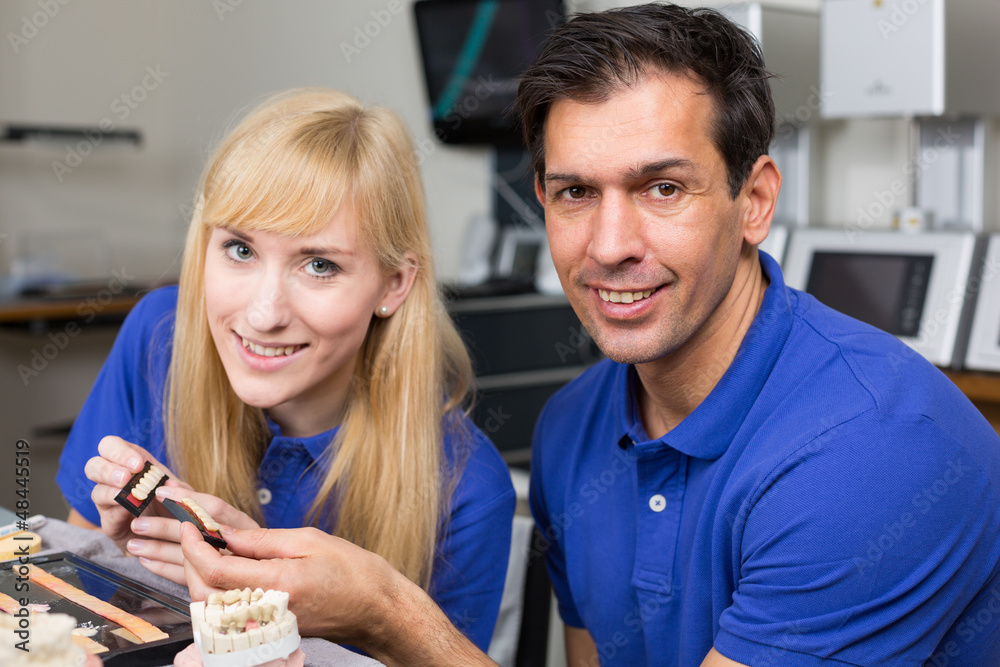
left=24, top=564, right=168, bottom=643
left=0, top=591, right=20, bottom=614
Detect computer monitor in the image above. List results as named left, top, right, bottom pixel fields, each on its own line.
left=783, top=229, right=982, bottom=368
left=413, top=0, right=563, bottom=146
left=964, top=234, right=1000, bottom=372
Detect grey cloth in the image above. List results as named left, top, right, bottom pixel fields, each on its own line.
left=35, top=518, right=382, bottom=666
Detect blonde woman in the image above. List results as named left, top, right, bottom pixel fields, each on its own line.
left=58, top=88, right=515, bottom=652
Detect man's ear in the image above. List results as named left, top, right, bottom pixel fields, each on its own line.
left=377, top=252, right=419, bottom=317
left=534, top=174, right=546, bottom=207
left=740, top=155, right=782, bottom=247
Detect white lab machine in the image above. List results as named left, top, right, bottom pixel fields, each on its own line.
left=820, top=0, right=1000, bottom=232
left=783, top=228, right=982, bottom=368
left=821, top=0, right=1000, bottom=118
left=964, top=234, right=1000, bottom=372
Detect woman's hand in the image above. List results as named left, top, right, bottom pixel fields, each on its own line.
left=128, top=485, right=260, bottom=584
left=83, top=435, right=259, bottom=585
left=83, top=436, right=188, bottom=552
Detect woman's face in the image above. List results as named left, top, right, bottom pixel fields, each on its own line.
left=203, top=203, right=406, bottom=437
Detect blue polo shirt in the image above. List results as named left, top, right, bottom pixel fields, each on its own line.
left=530, top=251, right=1000, bottom=666
left=57, top=285, right=515, bottom=651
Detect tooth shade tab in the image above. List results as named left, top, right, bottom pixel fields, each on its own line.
left=598, top=289, right=654, bottom=303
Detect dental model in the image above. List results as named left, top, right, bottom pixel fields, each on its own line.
left=115, top=460, right=169, bottom=517
left=187, top=588, right=300, bottom=667
left=162, top=497, right=228, bottom=549
left=0, top=611, right=90, bottom=665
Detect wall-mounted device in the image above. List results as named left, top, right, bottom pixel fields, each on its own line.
left=821, top=0, right=1000, bottom=118
left=783, top=228, right=982, bottom=368
left=964, top=234, right=1000, bottom=372
left=413, top=0, right=562, bottom=147
left=820, top=0, right=1000, bottom=232
left=721, top=2, right=821, bottom=227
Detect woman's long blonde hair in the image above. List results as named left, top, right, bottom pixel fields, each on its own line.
left=165, top=88, right=473, bottom=589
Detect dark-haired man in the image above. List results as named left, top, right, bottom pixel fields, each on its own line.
left=516, top=3, right=1000, bottom=666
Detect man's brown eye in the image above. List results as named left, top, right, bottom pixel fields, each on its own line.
left=656, top=184, right=676, bottom=197
left=567, top=186, right=586, bottom=199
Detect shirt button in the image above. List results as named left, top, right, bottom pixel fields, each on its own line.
left=649, top=494, right=666, bottom=512
left=258, top=488, right=272, bottom=505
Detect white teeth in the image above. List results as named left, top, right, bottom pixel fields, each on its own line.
left=599, top=289, right=654, bottom=303
left=241, top=337, right=301, bottom=357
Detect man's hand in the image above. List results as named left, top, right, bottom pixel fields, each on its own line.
left=125, top=485, right=260, bottom=584
left=180, top=523, right=498, bottom=667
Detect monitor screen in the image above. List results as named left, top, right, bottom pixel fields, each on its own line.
left=413, top=0, right=562, bottom=146
left=805, top=252, right=934, bottom=337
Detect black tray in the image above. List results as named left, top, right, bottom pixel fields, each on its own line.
left=0, top=551, right=192, bottom=665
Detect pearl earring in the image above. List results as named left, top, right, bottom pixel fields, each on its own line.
left=379, top=306, right=389, bottom=316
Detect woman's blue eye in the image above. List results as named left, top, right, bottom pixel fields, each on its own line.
left=307, top=258, right=335, bottom=276
left=226, top=243, right=253, bottom=261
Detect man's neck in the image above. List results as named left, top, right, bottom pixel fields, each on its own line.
left=635, top=249, right=769, bottom=440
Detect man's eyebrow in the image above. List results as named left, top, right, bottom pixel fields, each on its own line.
left=544, top=158, right=697, bottom=185
left=544, top=172, right=584, bottom=184
left=625, top=158, right=696, bottom=181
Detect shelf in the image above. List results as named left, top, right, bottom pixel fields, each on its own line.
left=943, top=370, right=1000, bottom=404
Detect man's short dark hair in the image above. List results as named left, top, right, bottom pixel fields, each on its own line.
left=516, top=2, right=775, bottom=199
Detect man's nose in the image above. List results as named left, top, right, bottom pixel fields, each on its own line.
left=587, top=194, right=644, bottom=267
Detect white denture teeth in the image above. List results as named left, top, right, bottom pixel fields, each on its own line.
left=162, top=497, right=228, bottom=549
left=115, top=460, right=169, bottom=517
left=598, top=289, right=654, bottom=303
left=240, top=337, right=302, bottom=358
left=191, top=589, right=299, bottom=665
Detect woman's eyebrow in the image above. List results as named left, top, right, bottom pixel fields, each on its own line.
left=298, top=245, right=353, bottom=257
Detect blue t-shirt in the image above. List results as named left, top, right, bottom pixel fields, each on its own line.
left=531, top=252, right=1000, bottom=666
left=57, top=286, right=515, bottom=651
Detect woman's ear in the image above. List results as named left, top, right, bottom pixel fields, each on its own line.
left=376, top=251, right=419, bottom=317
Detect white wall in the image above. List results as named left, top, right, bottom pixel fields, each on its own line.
left=0, top=0, right=491, bottom=285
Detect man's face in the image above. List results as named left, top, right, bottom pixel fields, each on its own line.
left=536, top=72, right=752, bottom=365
